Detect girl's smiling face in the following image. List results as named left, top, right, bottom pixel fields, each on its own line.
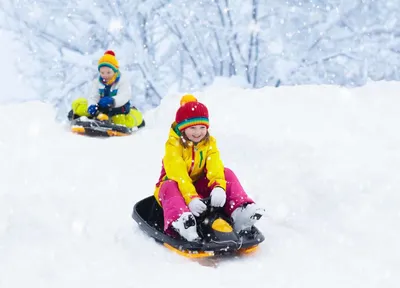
left=184, top=125, right=207, bottom=143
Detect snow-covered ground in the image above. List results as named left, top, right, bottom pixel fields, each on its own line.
left=1, top=79, right=400, bottom=288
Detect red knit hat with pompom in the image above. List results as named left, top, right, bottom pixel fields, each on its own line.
left=175, top=94, right=209, bottom=132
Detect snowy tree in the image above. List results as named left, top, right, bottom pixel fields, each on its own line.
left=0, top=0, right=171, bottom=114
left=1, top=0, right=400, bottom=115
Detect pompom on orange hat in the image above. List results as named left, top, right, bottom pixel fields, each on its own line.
left=98, top=50, right=119, bottom=72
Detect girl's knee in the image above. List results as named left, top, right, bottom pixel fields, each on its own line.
left=159, top=180, right=180, bottom=197
left=162, top=180, right=179, bottom=188
left=224, top=167, right=237, bottom=180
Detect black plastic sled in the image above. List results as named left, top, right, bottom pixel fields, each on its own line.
left=132, top=195, right=265, bottom=258
left=68, top=110, right=145, bottom=137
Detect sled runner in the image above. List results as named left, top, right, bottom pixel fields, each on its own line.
left=68, top=110, right=144, bottom=137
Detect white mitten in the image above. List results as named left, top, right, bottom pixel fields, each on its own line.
left=188, top=198, right=207, bottom=217
left=210, top=187, right=226, bottom=207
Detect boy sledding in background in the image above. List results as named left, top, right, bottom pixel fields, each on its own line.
left=154, top=94, right=265, bottom=241
left=68, top=50, right=145, bottom=129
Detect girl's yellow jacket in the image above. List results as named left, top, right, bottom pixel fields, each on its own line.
left=154, top=125, right=227, bottom=205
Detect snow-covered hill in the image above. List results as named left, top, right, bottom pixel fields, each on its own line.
left=1, top=79, right=399, bottom=288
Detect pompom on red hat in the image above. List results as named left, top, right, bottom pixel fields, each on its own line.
left=175, top=94, right=209, bottom=132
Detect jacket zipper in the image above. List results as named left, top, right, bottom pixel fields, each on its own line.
left=199, top=151, right=203, bottom=168
left=188, top=145, right=195, bottom=176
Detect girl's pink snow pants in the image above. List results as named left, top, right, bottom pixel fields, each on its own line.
left=158, top=167, right=254, bottom=232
